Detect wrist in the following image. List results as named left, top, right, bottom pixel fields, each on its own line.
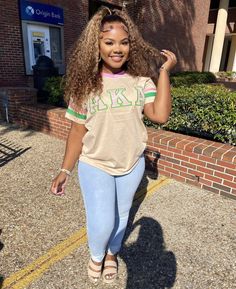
left=60, top=168, right=72, bottom=176
left=159, top=65, right=169, bottom=75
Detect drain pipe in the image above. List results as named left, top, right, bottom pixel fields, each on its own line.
left=0, top=91, right=9, bottom=123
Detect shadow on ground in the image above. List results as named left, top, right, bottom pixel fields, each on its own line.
left=119, top=156, right=176, bottom=289
left=0, top=121, right=37, bottom=138
left=0, top=137, right=31, bottom=167
left=0, top=276, right=4, bottom=289
left=120, top=217, right=176, bottom=289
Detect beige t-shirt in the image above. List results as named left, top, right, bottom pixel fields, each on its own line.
left=65, top=72, right=156, bottom=175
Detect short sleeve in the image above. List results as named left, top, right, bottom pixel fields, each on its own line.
left=65, top=98, right=87, bottom=124
left=143, top=78, right=157, bottom=104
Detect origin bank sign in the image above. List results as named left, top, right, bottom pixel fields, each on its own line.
left=20, top=0, right=64, bottom=26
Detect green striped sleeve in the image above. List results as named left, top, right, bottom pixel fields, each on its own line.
left=144, top=91, right=156, bottom=98
left=66, top=107, right=87, bottom=120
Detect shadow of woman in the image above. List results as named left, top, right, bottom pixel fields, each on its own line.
left=0, top=276, right=3, bottom=289
left=118, top=154, right=176, bottom=288
left=133, top=152, right=160, bottom=207
left=119, top=217, right=176, bottom=289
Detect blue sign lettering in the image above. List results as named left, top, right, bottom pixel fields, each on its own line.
left=20, top=0, right=64, bottom=26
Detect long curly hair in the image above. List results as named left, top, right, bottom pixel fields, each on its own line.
left=64, top=7, right=163, bottom=107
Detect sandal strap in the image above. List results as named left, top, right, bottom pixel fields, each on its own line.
left=103, top=267, right=117, bottom=275
left=88, top=259, right=102, bottom=271
left=88, top=268, right=101, bottom=278
left=104, top=260, right=117, bottom=268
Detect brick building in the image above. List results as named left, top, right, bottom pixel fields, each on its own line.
left=0, top=0, right=235, bottom=88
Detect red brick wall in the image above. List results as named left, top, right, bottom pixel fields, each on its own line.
left=0, top=0, right=88, bottom=87
left=0, top=87, right=37, bottom=122
left=17, top=103, right=71, bottom=140
left=0, top=1, right=26, bottom=86
left=92, top=0, right=211, bottom=71
left=0, top=0, right=212, bottom=88
left=146, top=128, right=236, bottom=199
left=111, top=0, right=211, bottom=71
left=13, top=104, right=236, bottom=201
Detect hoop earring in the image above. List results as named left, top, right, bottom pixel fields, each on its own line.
left=106, top=7, right=112, bottom=15
left=98, top=54, right=102, bottom=62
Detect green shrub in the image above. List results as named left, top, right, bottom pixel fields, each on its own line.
left=43, top=76, right=65, bottom=107
left=170, top=71, right=216, bottom=87
left=215, top=71, right=236, bottom=81
left=144, top=84, right=236, bottom=145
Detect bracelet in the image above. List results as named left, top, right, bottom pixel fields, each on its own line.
left=159, top=66, right=169, bottom=75
left=60, top=168, right=72, bottom=176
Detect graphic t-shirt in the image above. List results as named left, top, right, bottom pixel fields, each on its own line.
left=65, top=72, right=156, bottom=175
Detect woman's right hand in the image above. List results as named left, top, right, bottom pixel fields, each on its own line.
left=50, top=172, right=69, bottom=196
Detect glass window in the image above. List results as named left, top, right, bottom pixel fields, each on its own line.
left=50, top=27, right=62, bottom=65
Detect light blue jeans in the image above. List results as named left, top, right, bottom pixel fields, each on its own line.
left=78, top=156, right=145, bottom=262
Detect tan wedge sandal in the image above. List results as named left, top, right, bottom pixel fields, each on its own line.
left=102, top=260, right=118, bottom=284
left=87, top=259, right=102, bottom=284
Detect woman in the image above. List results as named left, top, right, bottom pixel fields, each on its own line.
left=51, top=7, right=177, bottom=284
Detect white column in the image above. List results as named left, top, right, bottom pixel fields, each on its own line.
left=227, top=35, right=236, bottom=71
left=233, top=51, right=236, bottom=72
left=209, top=0, right=229, bottom=72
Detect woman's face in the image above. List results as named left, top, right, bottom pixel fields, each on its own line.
left=99, top=21, right=130, bottom=74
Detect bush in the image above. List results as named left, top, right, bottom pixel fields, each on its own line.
left=144, top=84, right=236, bottom=145
left=170, top=71, right=216, bottom=87
left=215, top=71, right=236, bottom=81
left=43, top=76, right=65, bottom=107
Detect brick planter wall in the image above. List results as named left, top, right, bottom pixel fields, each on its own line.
left=0, top=87, right=37, bottom=122
left=17, top=104, right=71, bottom=140
left=12, top=104, right=236, bottom=200
left=146, top=128, right=236, bottom=200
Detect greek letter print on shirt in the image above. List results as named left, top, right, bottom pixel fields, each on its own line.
left=65, top=72, right=157, bottom=175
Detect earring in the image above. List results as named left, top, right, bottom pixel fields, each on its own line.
left=98, top=54, right=101, bottom=62
left=106, top=7, right=112, bottom=15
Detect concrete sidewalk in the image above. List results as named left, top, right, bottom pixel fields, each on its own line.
left=0, top=122, right=235, bottom=289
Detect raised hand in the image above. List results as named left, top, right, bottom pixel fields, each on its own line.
left=160, top=49, right=177, bottom=72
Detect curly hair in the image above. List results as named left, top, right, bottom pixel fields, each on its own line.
left=64, top=7, right=163, bottom=107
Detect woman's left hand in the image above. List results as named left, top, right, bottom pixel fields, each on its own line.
left=160, top=49, right=177, bottom=72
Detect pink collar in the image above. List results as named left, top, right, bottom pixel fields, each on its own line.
left=101, top=71, right=127, bottom=78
